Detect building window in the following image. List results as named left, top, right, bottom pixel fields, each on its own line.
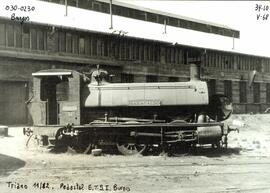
left=100, top=3, right=109, bottom=13
left=177, top=48, right=183, bottom=64
left=0, top=23, right=5, bottom=46
left=7, top=24, right=14, bottom=47
left=168, top=17, right=178, bottom=27
left=79, top=37, right=85, bottom=54
left=267, top=83, right=270, bottom=103
left=253, top=82, right=260, bottom=103
left=165, top=47, right=171, bottom=63
left=184, top=50, right=188, bottom=64
left=135, top=43, right=140, bottom=60
left=140, top=44, right=144, bottom=61
left=129, top=9, right=146, bottom=20
left=158, top=15, right=166, bottom=24
left=15, top=25, right=22, bottom=48
left=92, top=2, right=100, bottom=11
left=146, top=12, right=157, bottom=22
left=30, top=28, right=37, bottom=50
left=112, top=41, right=119, bottom=58
left=224, top=80, right=232, bottom=100
left=171, top=48, right=175, bottom=63
left=126, top=41, right=131, bottom=59
left=121, top=73, right=134, bottom=83
left=22, top=25, right=30, bottom=49
left=97, top=39, right=103, bottom=57
left=104, top=39, right=109, bottom=57
left=59, top=31, right=66, bottom=52
left=66, top=33, right=72, bottom=53
left=146, top=75, right=158, bottom=82
left=84, top=36, right=90, bottom=55
left=72, top=34, right=78, bottom=54
left=239, top=81, right=247, bottom=103
left=143, top=45, right=148, bottom=61
left=56, top=77, right=69, bottom=101
left=131, top=42, right=136, bottom=60
left=37, top=29, right=44, bottom=50
left=168, top=77, right=179, bottom=82
left=68, top=0, right=78, bottom=7
left=211, top=53, right=215, bottom=67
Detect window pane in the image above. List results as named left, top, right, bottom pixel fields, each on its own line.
left=37, top=30, right=44, bottom=50
left=72, top=34, right=78, bottom=54
left=224, top=80, right=232, bottom=100
left=31, top=28, right=37, bottom=50
left=56, top=77, right=69, bottom=101
left=147, top=12, right=157, bottom=22
left=253, top=82, right=260, bottom=103
left=79, top=37, right=85, bottom=54
left=121, top=73, right=134, bottom=83
left=267, top=83, right=270, bottom=103
left=239, top=81, right=247, bottom=103
left=23, top=25, right=30, bottom=49
left=146, top=75, right=158, bottom=82
left=112, top=40, right=118, bottom=58
left=68, top=0, right=77, bottom=6
left=59, top=31, right=66, bottom=52
left=168, top=77, right=179, bottom=82
left=0, top=23, right=6, bottom=46
left=84, top=36, right=90, bottom=55
left=104, top=39, right=108, bottom=57
left=92, top=37, right=97, bottom=55
left=66, top=33, right=72, bottom=53
left=7, top=24, right=14, bottom=47
left=15, top=25, right=22, bottom=48
left=168, top=17, right=178, bottom=27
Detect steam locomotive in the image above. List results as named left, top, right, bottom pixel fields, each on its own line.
left=25, top=64, right=234, bottom=155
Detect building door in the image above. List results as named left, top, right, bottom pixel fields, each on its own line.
left=40, top=77, right=60, bottom=125
left=0, top=81, right=28, bottom=125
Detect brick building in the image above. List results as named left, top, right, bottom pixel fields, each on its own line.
left=0, top=0, right=270, bottom=125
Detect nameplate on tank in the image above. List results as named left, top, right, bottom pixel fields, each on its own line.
left=62, top=105, right=78, bottom=112
left=128, top=100, right=161, bottom=106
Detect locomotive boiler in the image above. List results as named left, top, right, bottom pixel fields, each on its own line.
left=26, top=64, right=234, bottom=155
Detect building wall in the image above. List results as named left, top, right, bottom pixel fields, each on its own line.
left=0, top=18, right=270, bottom=124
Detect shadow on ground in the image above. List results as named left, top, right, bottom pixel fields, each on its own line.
left=171, top=147, right=242, bottom=157
left=0, top=135, right=14, bottom=138
left=0, top=154, right=26, bottom=177
left=47, top=144, right=242, bottom=157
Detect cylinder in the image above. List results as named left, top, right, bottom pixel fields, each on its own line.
left=197, top=126, right=222, bottom=144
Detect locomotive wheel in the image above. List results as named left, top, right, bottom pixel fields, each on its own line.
left=67, top=137, right=93, bottom=154
left=116, top=143, right=146, bottom=156
left=67, top=143, right=93, bottom=154
left=168, top=143, right=194, bottom=157
left=83, top=143, right=93, bottom=154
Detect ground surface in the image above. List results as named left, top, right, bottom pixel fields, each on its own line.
left=1, top=114, right=270, bottom=193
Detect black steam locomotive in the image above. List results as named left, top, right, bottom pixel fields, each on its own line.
left=25, top=65, right=234, bottom=155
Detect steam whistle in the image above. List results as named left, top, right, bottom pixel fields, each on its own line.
left=91, top=65, right=108, bottom=85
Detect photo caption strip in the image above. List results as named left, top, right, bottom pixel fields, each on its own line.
left=255, top=3, right=269, bottom=20
left=4, top=4, right=35, bottom=23
left=6, top=181, right=131, bottom=192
